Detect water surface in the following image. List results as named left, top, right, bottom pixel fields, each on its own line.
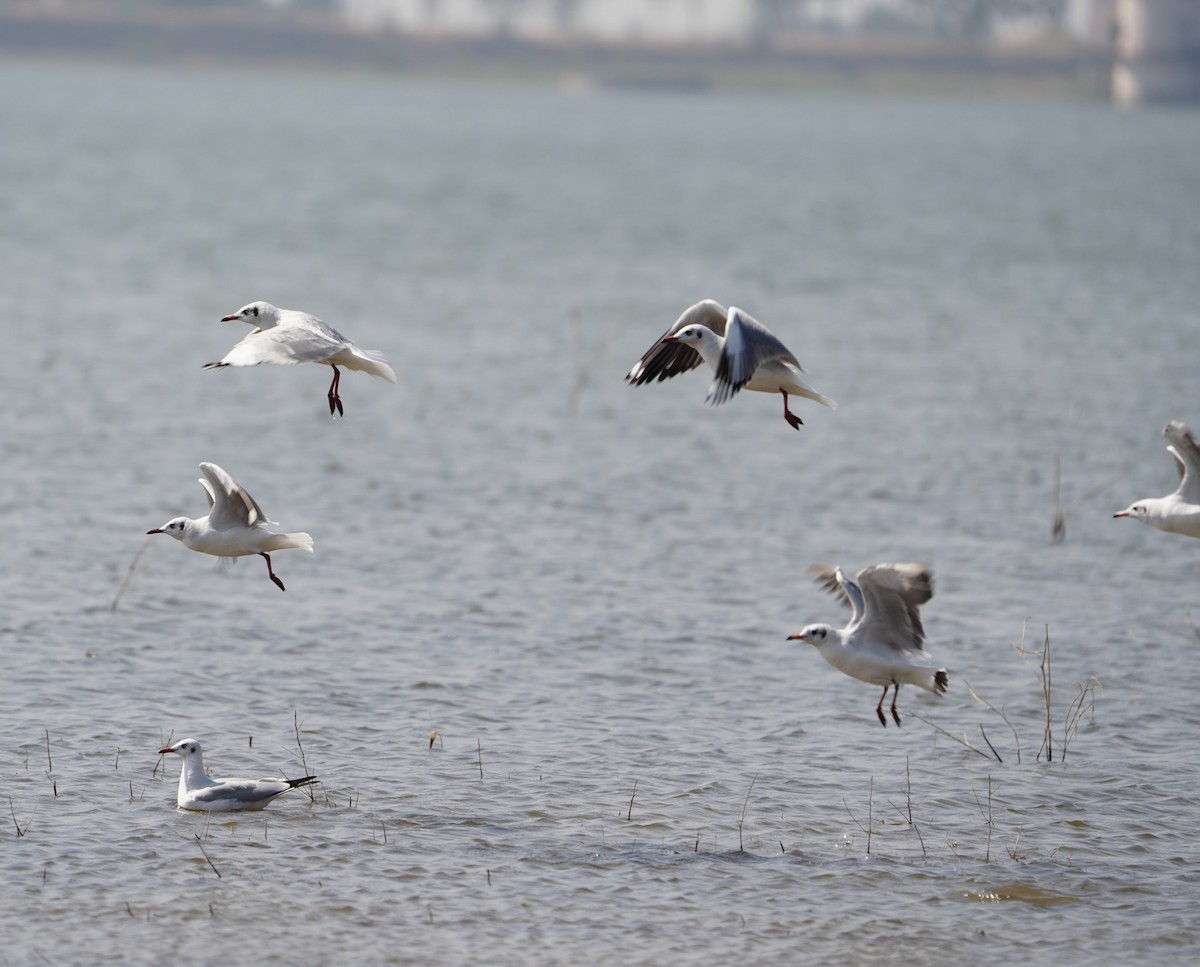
left=1, top=59, right=1199, bottom=965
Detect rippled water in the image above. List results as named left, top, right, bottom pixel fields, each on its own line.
left=2, top=58, right=1199, bottom=965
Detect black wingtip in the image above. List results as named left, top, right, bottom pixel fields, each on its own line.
left=288, top=776, right=317, bottom=789
left=934, top=670, right=949, bottom=694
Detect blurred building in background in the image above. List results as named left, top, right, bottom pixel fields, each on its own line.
left=3, top=0, right=1198, bottom=103
left=1108, top=0, right=1200, bottom=105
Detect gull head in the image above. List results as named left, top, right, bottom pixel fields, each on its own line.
left=159, top=738, right=202, bottom=759
left=787, top=624, right=836, bottom=648
left=221, top=301, right=278, bottom=326
left=1113, top=502, right=1150, bottom=522
left=664, top=325, right=718, bottom=350
left=147, top=517, right=189, bottom=541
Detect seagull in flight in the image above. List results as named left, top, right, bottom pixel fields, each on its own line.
left=1114, top=420, right=1200, bottom=539
left=206, top=301, right=396, bottom=416
left=158, top=738, right=316, bottom=812
left=625, top=300, right=835, bottom=430
left=147, top=462, right=313, bottom=591
left=788, top=563, right=948, bottom=727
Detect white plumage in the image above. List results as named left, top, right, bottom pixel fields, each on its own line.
left=1114, top=420, right=1200, bottom=539
left=206, top=301, right=396, bottom=416
left=788, top=563, right=948, bottom=727
left=147, top=462, right=313, bottom=591
left=158, top=738, right=315, bottom=812
left=626, top=299, right=835, bottom=430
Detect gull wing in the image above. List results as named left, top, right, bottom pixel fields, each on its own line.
left=625, top=300, right=729, bottom=385
left=854, top=563, right=933, bottom=652
left=199, top=462, right=271, bottom=531
left=208, top=323, right=345, bottom=369
left=808, top=564, right=864, bottom=627
left=1163, top=421, right=1200, bottom=503
left=191, top=779, right=290, bottom=807
left=197, top=476, right=216, bottom=510
left=709, top=307, right=802, bottom=405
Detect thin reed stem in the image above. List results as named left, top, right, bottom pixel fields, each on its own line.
left=737, top=774, right=758, bottom=852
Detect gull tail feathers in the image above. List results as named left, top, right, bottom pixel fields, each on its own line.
left=264, top=532, right=314, bottom=553
left=354, top=348, right=397, bottom=383
left=789, top=375, right=837, bottom=411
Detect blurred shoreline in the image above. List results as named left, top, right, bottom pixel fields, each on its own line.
left=0, top=2, right=1108, bottom=97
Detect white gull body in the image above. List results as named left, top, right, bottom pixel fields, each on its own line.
left=625, top=299, right=835, bottom=430
left=206, top=301, right=396, bottom=416
left=159, top=738, right=315, bottom=812
left=788, top=563, right=948, bottom=727
left=1114, top=420, right=1200, bottom=539
left=147, top=462, right=313, bottom=591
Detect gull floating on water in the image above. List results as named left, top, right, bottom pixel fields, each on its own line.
left=625, top=300, right=835, bottom=430
left=147, top=462, right=313, bottom=592
left=158, top=738, right=315, bottom=812
left=788, top=563, right=948, bottom=727
left=1113, top=420, right=1200, bottom=539
left=205, top=301, right=396, bottom=416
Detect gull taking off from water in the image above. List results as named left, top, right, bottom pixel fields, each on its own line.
left=147, top=462, right=313, bottom=591
left=205, top=301, right=396, bottom=416
left=1113, top=420, right=1200, bottom=539
left=625, top=300, right=835, bottom=430
left=787, top=563, right=948, bottom=727
left=158, top=738, right=316, bottom=812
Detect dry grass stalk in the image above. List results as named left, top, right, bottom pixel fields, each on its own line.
left=292, top=711, right=315, bottom=803
left=737, top=774, right=758, bottom=852
left=110, top=536, right=151, bottom=612
left=962, top=678, right=1021, bottom=763
left=886, top=757, right=927, bottom=858
left=971, top=775, right=994, bottom=863
left=9, top=798, right=35, bottom=837
left=626, top=779, right=638, bottom=822
left=1051, top=458, right=1126, bottom=543
left=841, top=777, right=874, bottom=854
left=1039, top=626, right=1053, bottom=762
left=193, top=833, right=222, bottom=878
left=910, top=712, right=993, bottom=760
left=1062, top=677, right=1101, bottom=762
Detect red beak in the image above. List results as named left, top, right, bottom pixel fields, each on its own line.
left=220, top=314, right=240, bottom=322
left=158, top=746, right=175, bottom=755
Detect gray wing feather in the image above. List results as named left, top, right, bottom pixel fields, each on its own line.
left=808, top=564, right=864, bottom=626
left=1164, top=421, right=1200, bottom=503
left=199, top=462, right=271, bottom=531
left=854, top=563, right=933, bottom=652
left=709, top=307, right=801, bottom=405
left=197, top=477, right=215, bottom=510
left=195, top=780, right=289, bottom=804
left=626, top=300, right=728, bottom=385
left=212, top=325, right=345, bottom=368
